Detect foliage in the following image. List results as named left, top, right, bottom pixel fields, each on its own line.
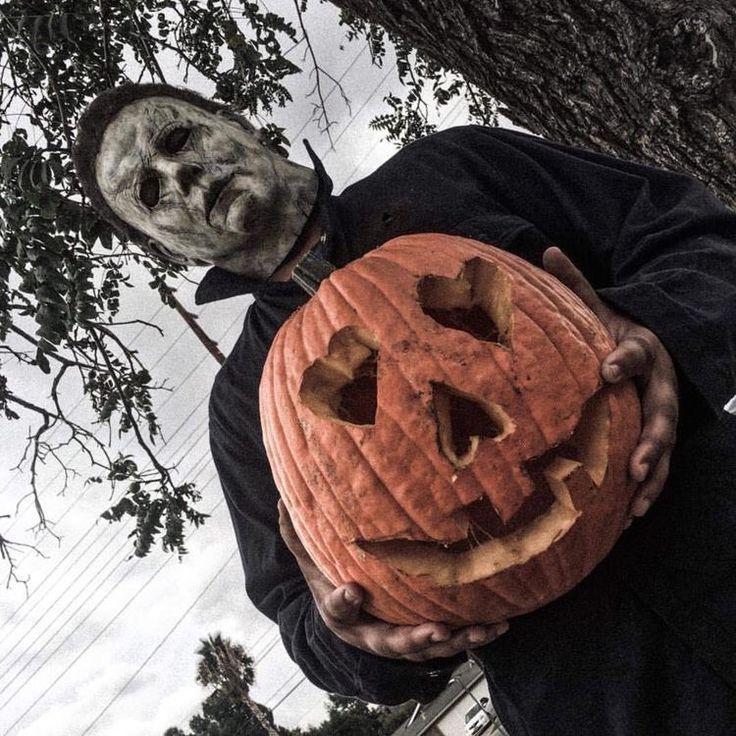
left=0, top=0, right=301, bottom=580
left=167, top=634, right=413, bottom=736
left=294, top=694, right=414, bottom=736
left=339, top=10, right=498, bottom=146
left=167, top=633, right=285, bottom=736
left=0, top=0, right=498, bottom=583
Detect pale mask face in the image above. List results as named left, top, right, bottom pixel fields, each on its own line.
left=95, top=96, right=319, bottom=278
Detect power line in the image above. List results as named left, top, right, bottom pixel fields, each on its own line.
left=0, top=467, right=219, bottom=705
left=1, top=493, right=227, bottom=734
left=1, top=306, right=242, bottom=637
left=270, top=674, right=308, bottom=713
left=79, top=552, right=238, bottom=736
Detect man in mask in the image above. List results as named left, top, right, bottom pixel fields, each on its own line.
left=73, top=83, right=736, bottom=735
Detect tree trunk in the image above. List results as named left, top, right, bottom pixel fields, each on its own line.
left=240, top=690, right=282, bottom=736
left=328, top=0, right=736, bottom=208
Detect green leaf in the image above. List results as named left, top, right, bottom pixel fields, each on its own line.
left=35, top=348, right=51, bottom=374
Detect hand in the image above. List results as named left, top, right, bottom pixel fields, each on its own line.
left=278, top=500, right=509, bottom=661
left=543, top=247, right=679, bottom=520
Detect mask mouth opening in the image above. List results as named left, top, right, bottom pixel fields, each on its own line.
left=205, top=174, right=234, bottom=225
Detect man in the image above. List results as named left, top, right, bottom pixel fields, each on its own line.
left=73, top=83, right=736, bottom=734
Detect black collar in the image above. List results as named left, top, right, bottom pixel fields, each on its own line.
left=194, top=141, right=334, bottom=305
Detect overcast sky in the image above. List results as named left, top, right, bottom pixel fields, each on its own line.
left=0, top=2, right=482, bottom=734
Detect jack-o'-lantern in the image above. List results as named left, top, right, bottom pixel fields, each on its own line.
left=260, top=234, right=640, bottom=626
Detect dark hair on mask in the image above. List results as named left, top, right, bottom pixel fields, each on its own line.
left=72, top=83, right=259, bottom=265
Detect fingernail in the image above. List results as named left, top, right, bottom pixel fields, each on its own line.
left=496, top=622, right=510, bottom=636
left=633, top=463, right=650, bottom=482
left=604, top=363, right=621, bottom=382
left=343, top=588, right=360, bottom=606
left=624, top=517, right=633, bottom=530
left=431, top=631, right=449, bottom=643
left=632, top=497, right=651, bottom=517
left=468, top=629, right=487, bottom=644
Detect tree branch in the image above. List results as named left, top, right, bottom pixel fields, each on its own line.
left=0, top=7, right=75, bottom=151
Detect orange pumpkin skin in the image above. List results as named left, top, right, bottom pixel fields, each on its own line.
left=260, top=234, right=641, bottom=626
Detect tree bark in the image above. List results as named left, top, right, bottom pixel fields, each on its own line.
left=328, top=0, right=736, bottom=208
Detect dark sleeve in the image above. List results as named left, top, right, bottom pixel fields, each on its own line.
left=209, top=296, right=462, bottom=705
left=429, top=126, right=736, bottom=416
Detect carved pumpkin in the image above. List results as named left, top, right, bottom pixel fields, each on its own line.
left=260, top=234, right=641, bottom=625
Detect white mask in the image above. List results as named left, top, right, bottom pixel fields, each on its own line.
left=95, top=96, right=318, bottom=278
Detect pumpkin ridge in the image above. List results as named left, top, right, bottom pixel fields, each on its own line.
left=512, top=261, right=609, bottom=356
left=261, top=367, right=347, bottom=586
left=511, top=297, right=601, bottom=440
left=303, top=281, right=441, bottom=541
left=478, top=563, right=541, bottom=616
left=292, top=293, right=389, bottom=541
left=260, top=234, right=641, bottom=625
left=374, top=383, right=475, bottom=540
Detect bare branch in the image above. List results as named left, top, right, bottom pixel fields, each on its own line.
left=89, top=327, right=170, bottom=479
left=292, top=0, right=348, bottom=148
left=0, top=530, right=46, bottom=590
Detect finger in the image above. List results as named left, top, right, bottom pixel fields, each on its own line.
left=366, top=622, right=509, bottom=661
left=278, top=500, right=318, bottom=571
left=401, top=622, right=511, bottom=662
left=629, top=372, right=679, bottom=483
left=630, top=452, right=672, bottom=518
left=542, top=247, right=609, bottom=319
left=322, top=583, right=365, bottom=626
left=602, top=332, right=657, bottom=383
left=277, top=500, right=298, bottom=549
left=355, top=621, right=450, bottom=658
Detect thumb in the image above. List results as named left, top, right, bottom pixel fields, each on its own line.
left=542, top=247, right=608, bottom=320
left=323, top=583, right=364, bottom=625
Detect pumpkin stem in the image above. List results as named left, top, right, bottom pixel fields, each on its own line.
left=292, top=250, right=336, bottom=296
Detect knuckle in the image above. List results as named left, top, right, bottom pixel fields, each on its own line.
left=640, top=434, right=675, bottom=456
left=623, top=334, right=656, bottom=364
left=643, top=398, right=679, bottom=425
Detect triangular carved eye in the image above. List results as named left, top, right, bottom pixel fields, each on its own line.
left=417, top=257, right=512, bottom=347
left=299, top=327, right=379, bottom=426
left=432, top=382, right=513, bottom=468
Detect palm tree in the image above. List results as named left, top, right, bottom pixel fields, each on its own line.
left=196, top=633, right=282, bottom=736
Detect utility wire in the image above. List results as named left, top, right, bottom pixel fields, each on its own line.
left=78, top=552, right=238, bottom=736
left=270, top=674, right=308, bottom=713
left=1, top=493, right=227, bottom=735
left=1, top=308, right=243, bottom=638
left=0, top=8, right=461, bottom=733
left=0, top=413, right=212, bottom=662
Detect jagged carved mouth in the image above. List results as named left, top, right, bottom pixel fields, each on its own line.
left=297, top=254, right=612, bottom=587
left=358, top=390, right=611, bottom=587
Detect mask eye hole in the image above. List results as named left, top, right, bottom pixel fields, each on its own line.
left=139, top=174, right=160, bottom=208
left=163, top=126, right=191, bottom=154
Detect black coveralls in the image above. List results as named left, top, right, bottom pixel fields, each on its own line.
left=198, top=127, right=736, bottom=735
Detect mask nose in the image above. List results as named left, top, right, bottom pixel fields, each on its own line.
left=174, top=161, right=204, bottom=197
left=157, top=159, right=205, bottom=199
